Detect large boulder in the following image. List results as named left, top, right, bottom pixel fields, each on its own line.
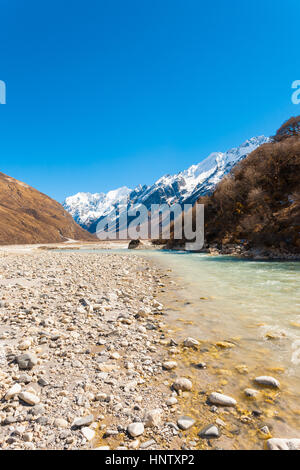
left=128, top=239, right=143, bottom=249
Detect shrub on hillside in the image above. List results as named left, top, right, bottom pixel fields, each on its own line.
left=167, top=117, right=300, bottom=254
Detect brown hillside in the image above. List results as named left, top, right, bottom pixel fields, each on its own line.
left=199, top=135, right=300, bottom=254
left=0, top=172, right=95, bottom=245
left=166, top=117, right=300, bottom=256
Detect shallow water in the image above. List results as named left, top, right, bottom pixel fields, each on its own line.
left=148, top=252, right=300, bottom=370
left=59, top=248, right=300, bottom=445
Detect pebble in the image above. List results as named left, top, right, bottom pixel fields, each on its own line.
left=18, top=373, right=32, bottom=384
left=177, top=416, right=195, bottom=430
left=183, top=337, right=199, bottom=348
left=267, top=438, right=300, bottom=450
left=140, top=439, right=156, bottom=449
left=16, top=353, right=38, bottom=370
left=196, top=362, right=207, bottom=369
left=18, top=339, right=32, bottom=350
left=244, top=388, right=259, bottom=398
left=144, top=409, right=162, bottom=427
left=208, top=392, right=237, bottom=407
left=81, top=427, right=95, bottom=441
left=19, top=391, right=40, bottom=406
left=30, top=404, right=45, bottom=416
left=260, top=426, right=270, bottom=435
left=162, top=361, right=177, bottom=370
left=166, top=397, right=178, bottom=406
left=23, top=432, right=33, bottom=442
left=38, top=377, right=49, bottom=387
left=54, top=418, right=69, bottom=428
left=198, top=424, right=220, bottom=439
left=5, top=383, right=22, bottom=400
left=172, top=378, right=193, bottom=392
left=129, top=439, right=140, bottom=449
left=73, top=415, right=94, bottom=428
left=254, top=376, right=280, bottom=389
left=127, top=422, right=144, bottom=437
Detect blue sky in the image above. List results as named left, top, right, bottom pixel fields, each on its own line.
left=0, top=0, right=299, bottom=202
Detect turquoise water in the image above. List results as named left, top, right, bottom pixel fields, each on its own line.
left=147, top=251, right=300, bottom=376
left=59, top=248, right=300, bottom=434
left=63, top=248, right=300, bottom=376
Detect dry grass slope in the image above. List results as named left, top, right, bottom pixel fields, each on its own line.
left=0, top=172, right=95, bottom=245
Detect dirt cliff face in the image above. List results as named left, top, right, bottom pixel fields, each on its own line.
left=0, top=172, right=96, bottom=245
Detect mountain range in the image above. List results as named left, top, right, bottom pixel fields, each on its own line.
left=63, top=135, right=270, bottom=233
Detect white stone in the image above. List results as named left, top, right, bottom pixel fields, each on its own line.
left=110, top=352, right=120, bottom=359
left=177, top=416, right=195, bottom=430
left=172, top=377, right=193, bottom=392
left=5, top=383, right=22, bottom=400
left=183, top=337, right=200, bottom=347
left=209, top=392, right=237, bottom=407
left=163, top=361, right=177, bottom=370
left=18, top=339, right=32, bottom=350
left=166, top=397, right=178, bottom=406
left=199, top=424, right=220, bottom=438
left=81, top=427, right=95, bottom=441
left=73, top=414, right=94, bottom=427
left=127, top=422, right=144, bottom=437
left=254, top=376, right=280, bottom=389
left=125, top=362, right=134, bottom=370
left=19, top=391, right=40, bottom=406
left=144, top=409, right=162, bottom=427
left=54, top=418, right=68, bottom=428
left=129, top=439, right=140, bottom=449
left=267, top=438, right=300, bottom=450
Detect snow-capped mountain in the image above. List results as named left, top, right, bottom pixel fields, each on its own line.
left=63, top=135, right=270, bottom=233
left=63, top=186, right=131, bottom=228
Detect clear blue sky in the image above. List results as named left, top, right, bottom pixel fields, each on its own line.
left=0, top=0, right=299, bottom=202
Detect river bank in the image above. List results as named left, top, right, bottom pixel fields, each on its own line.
left=0, top=249, right=187, bottom=450
left=0, top=246, right=299, bottom=450
left=163, top=241, right=300, bottom=261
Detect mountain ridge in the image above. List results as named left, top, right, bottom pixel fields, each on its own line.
left=63, top=135, right=270, bottom=233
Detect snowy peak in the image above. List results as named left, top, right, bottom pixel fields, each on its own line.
left=63, top=135, right=270, bottom=231
left=155, top=135, right=270, bottom=200
left=63, top=186, right=131, bottom=226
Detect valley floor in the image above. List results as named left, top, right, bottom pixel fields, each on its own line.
left=0, top=246, right=298, bottom=450
left=0, top=248, right=189, bottom=450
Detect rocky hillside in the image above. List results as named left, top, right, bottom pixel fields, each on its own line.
left=167, top=117, right=300, bottom=257
left=0, top=172, right=95, bottom=245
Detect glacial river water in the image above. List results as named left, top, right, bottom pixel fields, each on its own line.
left=61, top=248, right=300, bottom=447
left=144, top=250, right=300, bottom=446
left=147, top=251, right=300, bottom=374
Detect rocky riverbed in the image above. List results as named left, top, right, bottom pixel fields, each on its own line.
left=0, top=249, right=299, bottom=450
left=0, top=250, right=193, bottom=450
